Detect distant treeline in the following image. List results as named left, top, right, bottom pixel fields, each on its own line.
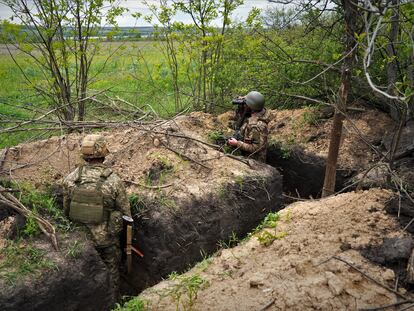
left=0, top=25, right=156, bottom=43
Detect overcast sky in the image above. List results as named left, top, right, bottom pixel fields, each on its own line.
left=0, top=0, right=278, bottom=27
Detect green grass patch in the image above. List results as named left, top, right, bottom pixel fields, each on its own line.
left=0, top=179, right=73, bottom=236
left=0, top=240, right=58, bottom=285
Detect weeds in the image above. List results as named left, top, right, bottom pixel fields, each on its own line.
left=257, top=231, right=287, bottom=247
left=249, top=211, right=288, bottom=246
left=252, top=212, right=280, bottom=234
left=167, top=274, right=208, bottom=311
left=0, top=180, right=73, bottom=234
left=129, top=193, right=146, bottom=215
left=113, top=297, right=148, bottom=311
left=0, top=240, right=58, bottom=285
left=65, top=240, right=84, bottom=258
left=217, top=231, right=239, bottom=249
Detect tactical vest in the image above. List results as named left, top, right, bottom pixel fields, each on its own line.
left=69, top=166, right=112, bottom=224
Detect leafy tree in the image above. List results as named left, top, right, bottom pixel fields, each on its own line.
left=1, top=0, right=126, bottom=121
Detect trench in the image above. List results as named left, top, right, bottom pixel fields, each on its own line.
left=120, top=144, right=356, bottom=296
left=266, top=144, right=354, bottom=199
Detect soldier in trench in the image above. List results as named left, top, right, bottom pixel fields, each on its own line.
left=227, top=91, right=270, bottom=162
left=61, top=134, right=131, bottom=299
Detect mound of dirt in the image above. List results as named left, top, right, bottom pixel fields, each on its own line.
left=0, top=113, right=283, bottom=294
left=138, top=189, right=414, bottom=311
left=218, top=107, right=394, bottom=171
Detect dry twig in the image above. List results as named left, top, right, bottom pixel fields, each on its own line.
left=0, top=185, right=59, bottom=251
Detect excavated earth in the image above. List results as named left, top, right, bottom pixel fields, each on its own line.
left=139, top=189, right=414, bottom=311
left=1, top=106, right=411, bottom=311
left=0, top=112, right=283, bottom=309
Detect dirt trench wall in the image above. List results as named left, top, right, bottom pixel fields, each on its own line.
left=267, top=144, right=353, bottom=198
left=125, top=173, right=283, bottom=293
left=0, top=235, right=114, bottom=311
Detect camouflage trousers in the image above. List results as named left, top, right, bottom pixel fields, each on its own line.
left=96, top=244, right=121, bottom=299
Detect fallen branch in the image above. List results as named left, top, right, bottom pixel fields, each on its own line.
left=359, top=300, right=414, bottom=311
left=0, top=185, right=59, bottom=251
left=161, top=142, right=211, bottom=170
left=319, top=256, right=407, bottom=300
left=124, top=179, right=173, bottom=189
left=0, top=148, right=8, bottom=171
left=258, top=298, right=276, bottom=311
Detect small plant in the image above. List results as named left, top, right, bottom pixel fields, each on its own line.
left=168, top=271, right=180, bottom=280
left=257, top=231, right=287, bottom=247
left=22, top=211, right=40, bottom=238
left=253, top=212, right=280, bottom=234
left=208, top=130, right=225, bottom=143
left=280, top=146, right=292, bottom=159
left=113, top=297, right=148, bottom=311
left=300, top=106, right=320, bottom=126
left=168, top=274, right=208, bottom=311
left=65, top=240, right=84, bottom=258
left=284, top=210, right=293, bottom=223
left=217, top=231, right=239, bottom=249
left=5, top=181, right=73, bottom=233
left=129, top=193, right=146, bottom=215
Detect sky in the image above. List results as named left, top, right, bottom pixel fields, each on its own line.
left=0, top=0, right=278, bottom=27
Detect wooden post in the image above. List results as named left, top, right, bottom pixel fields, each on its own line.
left=322, top=0, right=357, bottom=197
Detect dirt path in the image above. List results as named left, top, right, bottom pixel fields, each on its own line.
left=139, top=189, right=412, bottom=311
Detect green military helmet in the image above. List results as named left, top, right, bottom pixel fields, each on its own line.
left=80, top=134, right=109, bottom=159
left=245, top=91, right=265, bottom=111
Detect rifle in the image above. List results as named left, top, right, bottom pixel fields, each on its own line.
left=122, top=215, right=144, bottom=274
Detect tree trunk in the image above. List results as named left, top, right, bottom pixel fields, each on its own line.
left=322, top=0, right=357, bottom=197
left=387, top=0, right=401, bottom=124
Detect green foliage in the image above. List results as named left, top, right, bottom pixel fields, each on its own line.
left=0, top=240, right=58, bottom=285
left=257, top=230, right=287, bottom=247
left=0, top=180, right=73, bottom=234
left=65, top=240, right=84, bottom=259
left=22, top=212, right=40, bottom=238
left=217, top=231, right=239, bottom=249
left=113, top=296, right=148, bottom=311
left=299, top=106, right=320, bottom=126
left=254, top=212, right=280, bottom=233
left=166, top=273, right=208, bottom=310
left=249, top=212, right=280, bottom=236
left=129, top=194, right=146, bottom=215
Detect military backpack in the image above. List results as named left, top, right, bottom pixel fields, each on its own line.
left=69, top=166, right=112, bottom=224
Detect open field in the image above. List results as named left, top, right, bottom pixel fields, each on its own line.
left=0, top=41, right=198, bottom=148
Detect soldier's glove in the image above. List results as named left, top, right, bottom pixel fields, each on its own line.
left=227, top=138, right=238, bottom=146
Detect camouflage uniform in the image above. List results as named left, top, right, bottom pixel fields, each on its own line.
left=62, top=159, right=130, bottom=297
left=235, top=108, right=270, bottom=162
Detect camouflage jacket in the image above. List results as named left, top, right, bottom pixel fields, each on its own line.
left=236, top=108, right=270, bottom=162
left=62, top=164, right=131, bottom=247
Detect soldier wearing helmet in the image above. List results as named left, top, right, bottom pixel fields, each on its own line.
left=227, top=91, right=270, bottom=162
left=61, top=134, right=131, bottom=300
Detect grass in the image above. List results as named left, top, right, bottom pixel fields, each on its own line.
left=65, top=240, right=84, bottom=259
left=0, top=179, right=74, bottom=236
left=0, top=41, right=195, bottom=149
left=113, top=297, right=148, bottom=311
left=0, top=240, right=58, bottom=285
left=114, top=272, right=208, bottom=311
left=167, top=273, right=208, bottom=311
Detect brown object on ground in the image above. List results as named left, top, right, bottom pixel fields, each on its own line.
left=139, top=189, right=413, bottom=311
left=0, top=185, right=59, bottom=250
left=407, top=249, right=414, bottom=284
